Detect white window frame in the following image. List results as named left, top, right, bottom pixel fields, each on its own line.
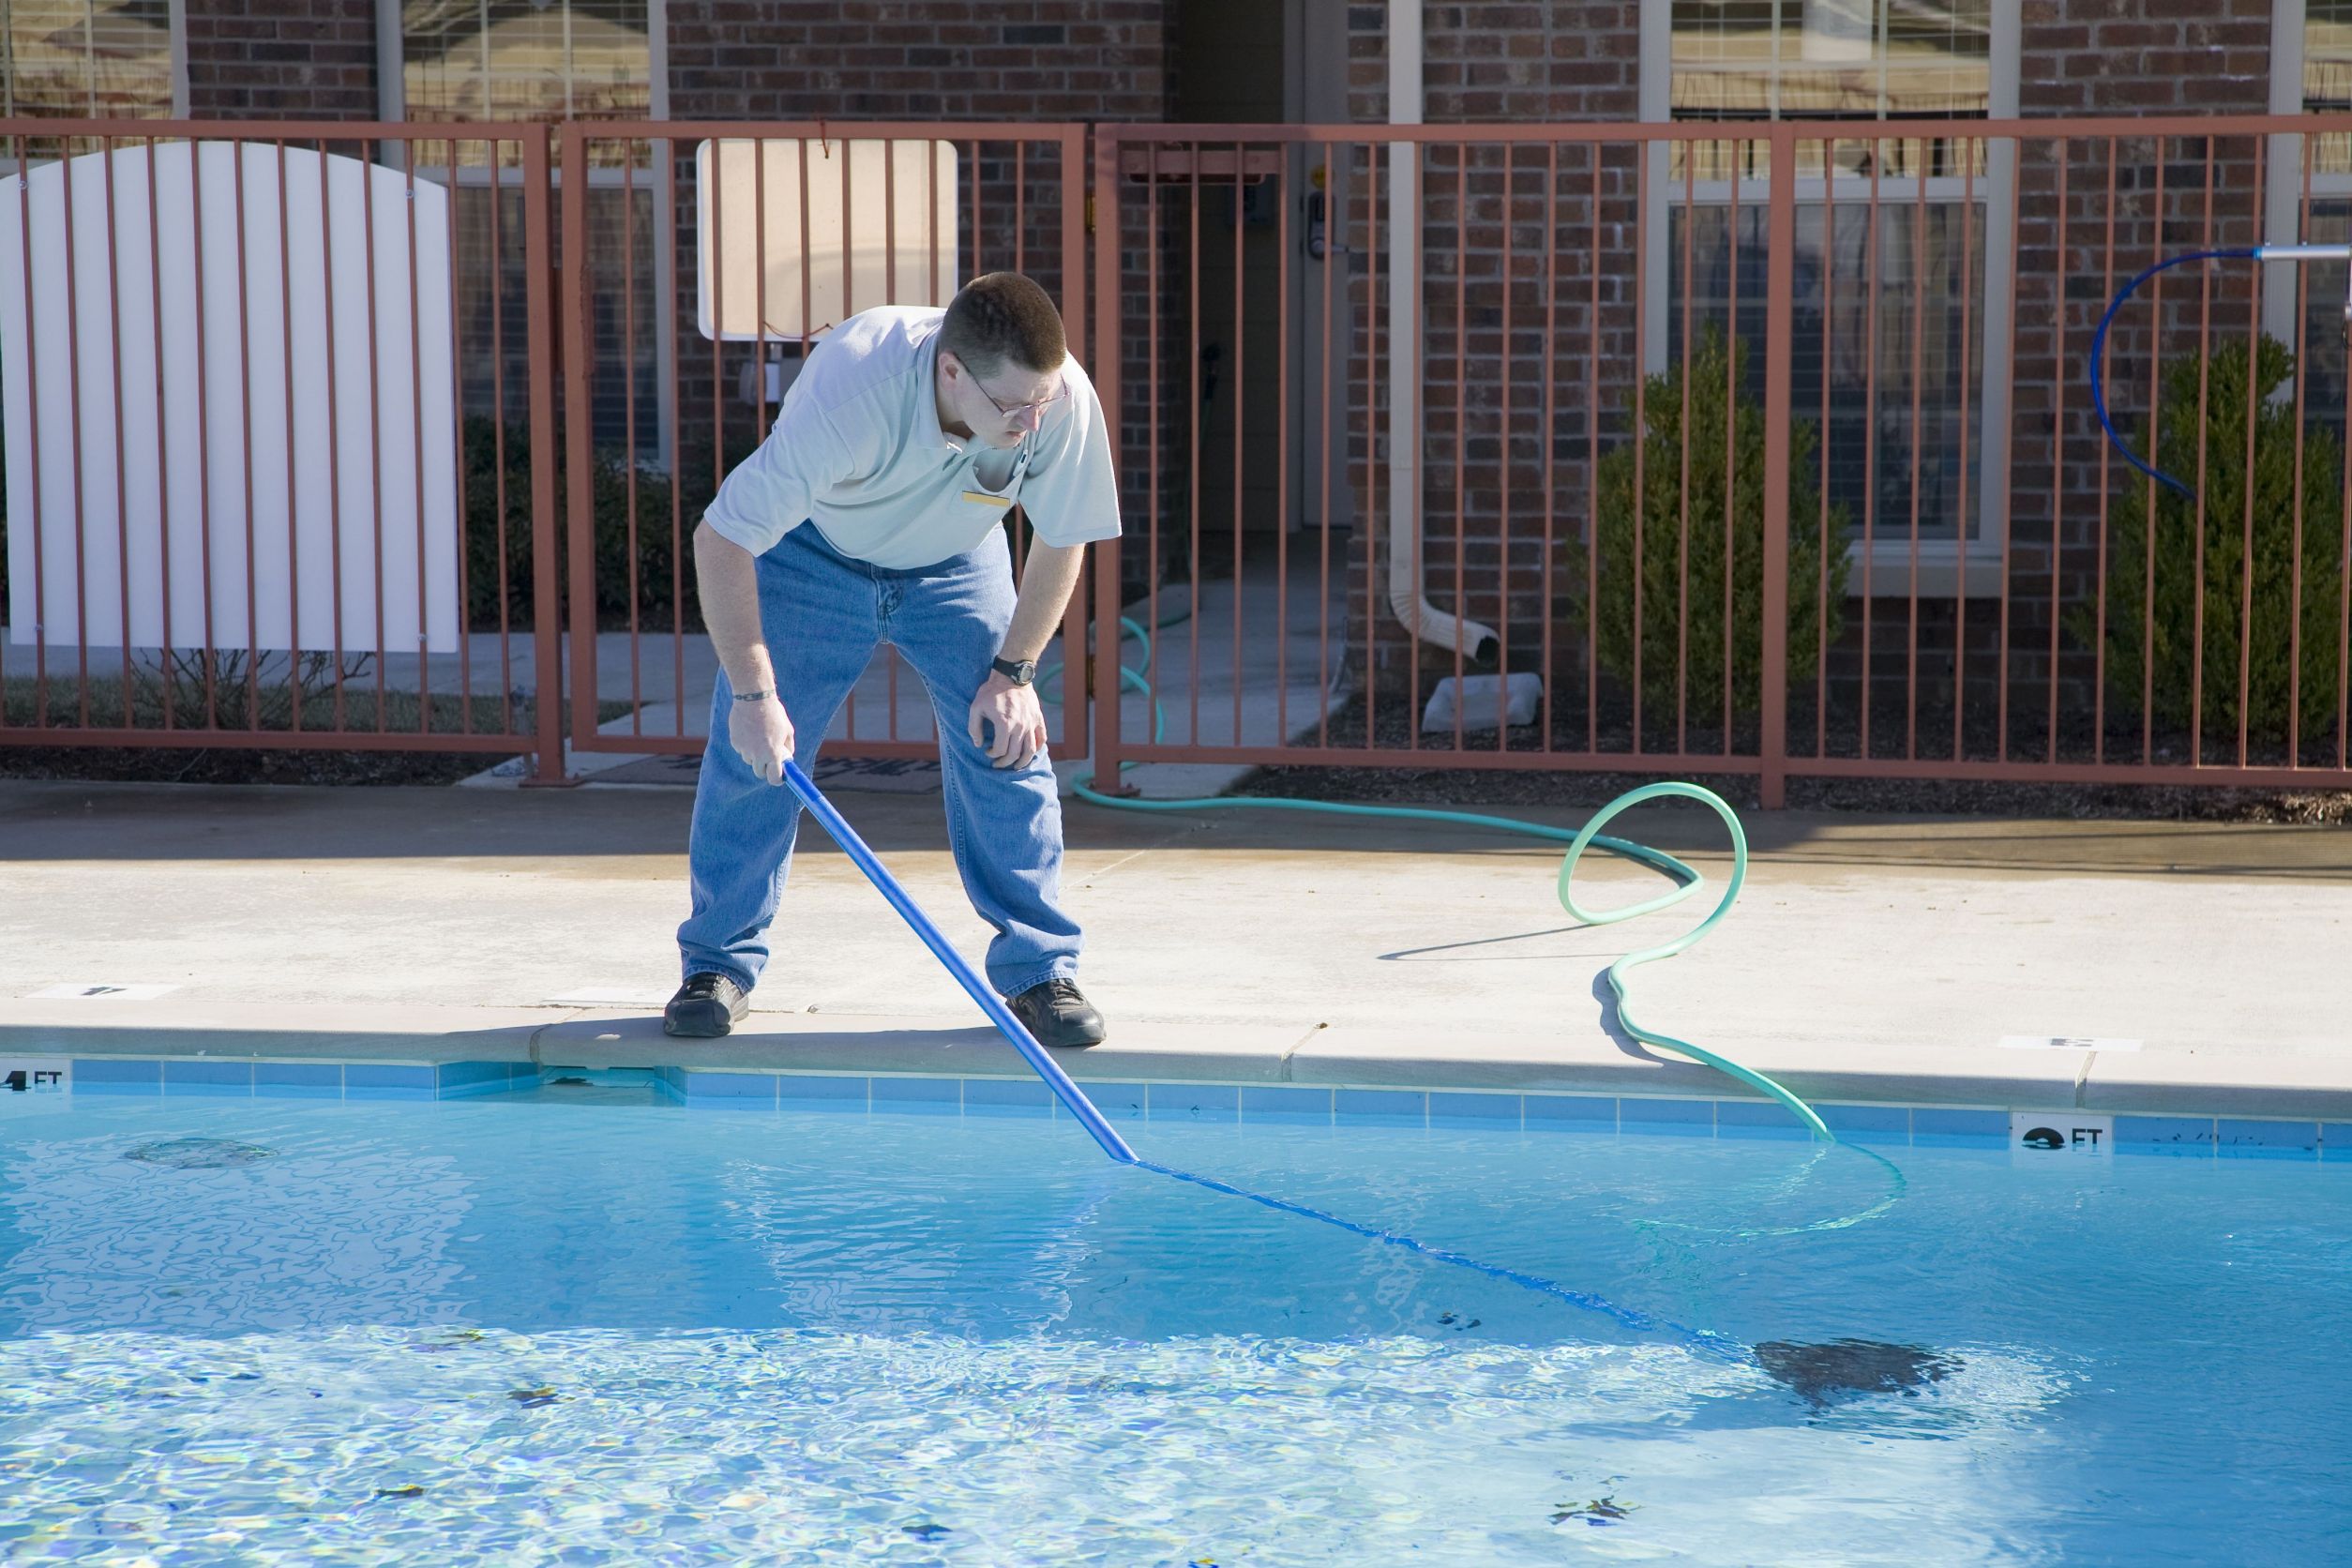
left=375, top=0, right=676, bottom=467
left=1638, top=0, right=2018, bottom=597
left=0, top=0, right=188, bottom=120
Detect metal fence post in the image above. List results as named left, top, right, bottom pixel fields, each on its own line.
left=559, top=121, right=600, bottom=781
left=1059, top=123, right=1092, bottom=760
left=521, top=124, right=572, bottom=785
left=1089, top=125, right=1129, bottom=794
left=1759, top=122, right=1796, bottom=810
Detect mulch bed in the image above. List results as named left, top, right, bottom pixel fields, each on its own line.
left=1233, top=692, right=2352, bottom=823
left=0, top=744, right=534, bottom=788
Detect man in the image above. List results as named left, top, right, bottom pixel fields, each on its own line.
left=664, top=272, right=1116, bottom=1048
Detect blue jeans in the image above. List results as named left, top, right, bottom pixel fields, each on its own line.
left=678, top=522, right=1081, bottom=998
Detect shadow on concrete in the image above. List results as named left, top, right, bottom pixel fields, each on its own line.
left=3, top=778, right=2347, bottom=882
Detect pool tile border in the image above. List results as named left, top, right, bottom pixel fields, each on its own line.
left=39, top=1058, right=2352, bottom=1161
left=646, top=1072, right=2345, bottom=1158
left=67, top=1059, right=539, bottom=1102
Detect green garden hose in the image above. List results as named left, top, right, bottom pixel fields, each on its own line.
left=1048, top=615, right=1837, bottom=1142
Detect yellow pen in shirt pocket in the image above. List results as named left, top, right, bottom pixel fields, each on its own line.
left=960, top=490, right=1012, bottom=507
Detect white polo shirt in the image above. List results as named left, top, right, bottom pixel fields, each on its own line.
left=701, top=305, right=1122, bottom=569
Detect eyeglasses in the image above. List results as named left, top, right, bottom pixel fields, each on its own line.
left=971, top=373, right=1069, bottom=420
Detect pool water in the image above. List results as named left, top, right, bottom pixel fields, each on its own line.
left=1, top=1086, right=2346, bottom=1564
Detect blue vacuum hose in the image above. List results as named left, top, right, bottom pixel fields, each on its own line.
left=2090, top=243, right=2352, bottom=497
left=2088, top=247, right=2255, bottom=498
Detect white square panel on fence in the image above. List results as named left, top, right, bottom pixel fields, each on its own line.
left=695, top=138, right=959, bottom=342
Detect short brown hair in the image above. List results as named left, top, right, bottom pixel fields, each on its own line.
left=937, top=272, right=1066, bottom=378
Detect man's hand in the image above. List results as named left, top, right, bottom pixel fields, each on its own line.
left=968, top=671, right=1048, bottom=769
left=728, top=692, right=796, bottom=786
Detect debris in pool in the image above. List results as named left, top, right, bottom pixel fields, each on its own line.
left=1753, top=1338, right=1961, bottom=1408
left=1437, top=1311, right=1483, bottom=1332
left=507, top=1385, right=560, bottom=1407
left=373, top=1485, right=426, bottom=1500
left=1552, top=1497, right=1636, bottom=1526
left=122, top=1138, right=278, bottom=1169
left=900, top=1522, right=951, bottom=1541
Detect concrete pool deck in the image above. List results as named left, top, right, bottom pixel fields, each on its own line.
left=3, top=775, right=2349, bottom=1122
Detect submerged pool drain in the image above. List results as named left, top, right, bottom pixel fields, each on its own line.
left=121, top=1138, right=278, bottom=1170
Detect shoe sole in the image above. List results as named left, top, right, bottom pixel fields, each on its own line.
left=1008, top=1012, right=1107, bottom=1049
left=663, top=1003, right=741, bottom=1038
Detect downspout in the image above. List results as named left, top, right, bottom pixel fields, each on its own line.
left=1387, top=0, right=1500, bottom=664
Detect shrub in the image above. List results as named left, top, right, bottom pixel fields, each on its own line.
left=1587, top=326, right=1850, bottom=722
left=460, top=415, right=721, bottom=634
left=2067, top=336, right=2347, bottom=748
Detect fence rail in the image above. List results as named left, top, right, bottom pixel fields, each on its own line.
left=4, top=113, right=2351, bottom=805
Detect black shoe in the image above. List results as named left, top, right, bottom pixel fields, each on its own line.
left=1004, top=978, right=1107, bottom=1048
left=664, top=972, right=750, bottom=1037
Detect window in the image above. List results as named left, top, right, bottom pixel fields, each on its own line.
left=1666, top=0, right=1989, bottom=130
left=380, top=0, right=669, bottom=455
left=1641, top=1, right=2018, bottom=592
left=397, top=0, right=655, bottom=146
left=2298, top=0, right=2352, bottom=169
left=0, top=0, right=184, bottom=120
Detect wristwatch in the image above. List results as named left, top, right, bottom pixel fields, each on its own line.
left=990, top=655, right=1037, bottom=687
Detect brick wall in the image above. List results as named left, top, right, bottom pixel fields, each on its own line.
left=666, top=0, right=1168, bottom=121
left=183, top=0, right=379, bottom=120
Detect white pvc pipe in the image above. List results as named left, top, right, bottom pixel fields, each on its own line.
left=1385, top=0, right=1499, bottom=665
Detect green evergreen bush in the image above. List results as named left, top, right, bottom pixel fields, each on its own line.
left=2067, top=336, right=2347, bottom=747
left=1586, top=326, right=1850, bottom=722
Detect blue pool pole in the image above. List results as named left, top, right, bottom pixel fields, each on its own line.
left=782, top=762, right=1768, bottom=1360
left=781, top=760, right=1139, bottom=1165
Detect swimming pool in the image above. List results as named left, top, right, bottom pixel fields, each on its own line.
left=2, top=1078, right=2345, bottom=1564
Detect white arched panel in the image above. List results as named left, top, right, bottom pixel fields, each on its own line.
left=2, top=142, right=460, bottom=654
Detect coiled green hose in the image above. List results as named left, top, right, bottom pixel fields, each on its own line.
left=1049, top=616, right=1834, bottom=1141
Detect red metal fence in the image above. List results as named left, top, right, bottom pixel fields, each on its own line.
left=1089, top=115, right=2352, bottom=805
left=7, top=113, right=2352, bottom=806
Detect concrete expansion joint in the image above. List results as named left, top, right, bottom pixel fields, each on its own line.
left=525, top=1012, right=589, bottom=1068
